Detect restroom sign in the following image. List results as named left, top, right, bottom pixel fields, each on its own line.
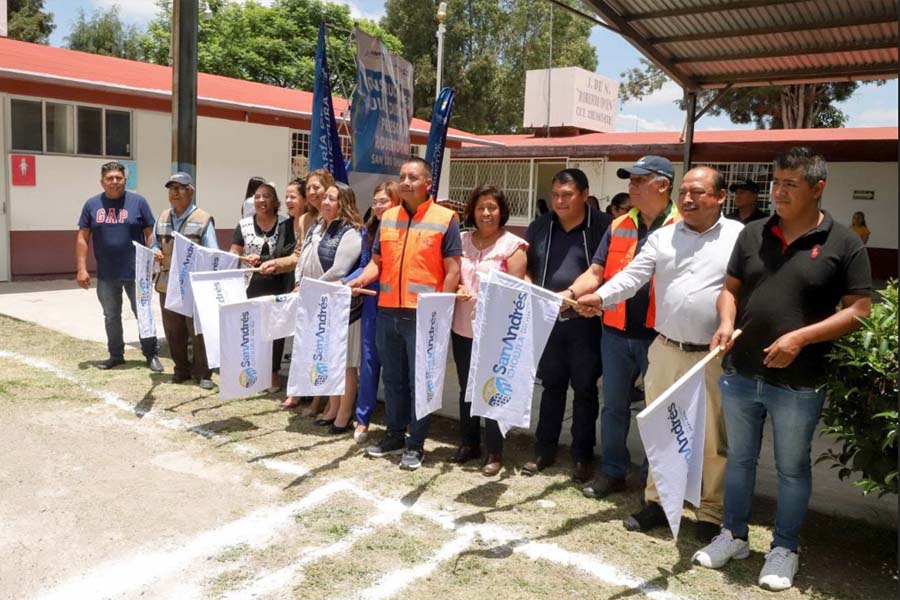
left=11, top=155, right=36, bottom=186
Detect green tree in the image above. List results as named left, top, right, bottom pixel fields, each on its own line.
left=65, top=5, right=144, bottom=60
left=7, top=0, right=55, bottom=44
left=141, top=0, right=400, bottom=93
left=381, top=0, right=597, bottom=134
left=619, top=58, right=861, bottom=129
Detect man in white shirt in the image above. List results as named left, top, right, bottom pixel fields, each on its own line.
left=575, top=166, right=743, bottom=543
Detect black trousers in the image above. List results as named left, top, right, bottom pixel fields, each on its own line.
left=452, top=332, right=504, bottom=455
left=534, top=316, right=603, bottom=463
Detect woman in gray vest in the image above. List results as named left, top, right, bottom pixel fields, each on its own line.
left=293, top=181, right=364, bottom=434
left=229, top=182, right=296, bottom=393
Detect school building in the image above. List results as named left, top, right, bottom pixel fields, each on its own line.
left=449, top=127, right=899, bottom=281
left=0, top=38, right=497, bottom=281
left=0, top=38, right=896, bottom=282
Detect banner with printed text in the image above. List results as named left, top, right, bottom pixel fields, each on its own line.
left=414, top=293, right=455, bottom=420
left=350, top=27, right=414, bottom=176
left=190, top=270, right=248, bottom=368
left=287, top=278, right=350, bottom=397
left=636, top=366, right=707, bottom=540
left=467, top=271, right=561, bottom=435
left=218, top=300, right=272, bottom=400
left=310, top=21, right=348, bottom=184
left=164, top=232, right=239, bottom=318
left=132, top=242, right=157, bottom=339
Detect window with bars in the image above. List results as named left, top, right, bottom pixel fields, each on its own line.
left=448, top=160, right=533, bottom=225
left=696, top=161, right=774, bottom=214
left=290, top=130, right=352, bottom=178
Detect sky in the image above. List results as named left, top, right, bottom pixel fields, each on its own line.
left=45, top=0, right=898, bottom=133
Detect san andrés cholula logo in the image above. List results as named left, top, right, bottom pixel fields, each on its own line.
left=238, top=310, right=258, bottom=388
left=667, top=402, right=694, bottom=464
left=424, top=311, right=438, bottom=401
left=482, top=291, right=528, bottom=407
left=309, top=296, right=330, bottom=386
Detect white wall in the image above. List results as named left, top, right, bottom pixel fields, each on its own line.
left=7, top=108, right=291, bottom=234
left=195, top=116, right=290, bottom=232
left=821, top=162, right=898, bottom=249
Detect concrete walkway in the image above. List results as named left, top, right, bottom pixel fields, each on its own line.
left=0, top=279, right=895, bottom=528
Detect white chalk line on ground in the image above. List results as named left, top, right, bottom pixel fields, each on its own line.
left=0, top=350, right=689, bottom=600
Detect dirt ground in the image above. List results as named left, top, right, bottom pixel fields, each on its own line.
left=0, top=314, right=896, bottom=600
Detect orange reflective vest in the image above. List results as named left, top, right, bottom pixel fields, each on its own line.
left=378, top=198, right=457, bottom=309
left=602, top=204, right=680, bottom=330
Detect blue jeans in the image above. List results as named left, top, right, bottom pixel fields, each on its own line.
left=599, top=326, right=652, bottom=481
left=721, top=370, right=826, bottom=551
left=375, top=310, right=430, bottom=451
left=355, top=294, right=381, bottom=426
left=96, top=278, right=159, bottom=360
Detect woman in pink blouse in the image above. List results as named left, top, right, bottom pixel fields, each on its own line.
left=450, top=185, right=528, bottom=476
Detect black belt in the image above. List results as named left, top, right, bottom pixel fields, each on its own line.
left=658, top=334, right=708, bottom=353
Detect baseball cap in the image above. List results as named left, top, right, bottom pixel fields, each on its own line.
left=616, top=155, right=675, bottom=181
left=165, top=172, right=193, bottom=188
left=729, top=179, right=760, bottom=194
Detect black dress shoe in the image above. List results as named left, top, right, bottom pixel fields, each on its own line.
left=623, top=502, right=667, bottom=532
left=147, top=356, right=164, bottom=372
left=582, top=474, right=627, bottom=499
left=314, top=417, right=335, bottom=427
left=694, top=520, right=720, bottom=544
left=97, top=357, right=125, bottom=370
left=170, top=373, right=191, bottom=384
left=328, top=422, right=353, bottom=435
left=571, top=461, right=593, bottom=484
left=449, top=445, right=481, bottom=464
left=521, top=455, right=554, bottom=476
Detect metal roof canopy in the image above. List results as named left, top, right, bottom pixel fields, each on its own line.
left=581, top=0, right=898, bottom=90
left=576, top=0, right=899, bottom=169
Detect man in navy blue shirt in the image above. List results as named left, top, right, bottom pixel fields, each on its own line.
left=76, top=161, right=162, bottom=371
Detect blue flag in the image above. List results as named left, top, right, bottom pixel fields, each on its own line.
left=425, top=87, right=454, bottom=200
left=310, top=22, right=348, bottom=184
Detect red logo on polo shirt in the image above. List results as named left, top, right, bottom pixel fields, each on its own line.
left=811, top=245, right=820, bottom=259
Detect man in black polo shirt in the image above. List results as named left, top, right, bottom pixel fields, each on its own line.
left=693, top=147, right=871, bottom=592
left=522, top=168, right=611, bottom=482
left=725, top=179, right=768, bottom=224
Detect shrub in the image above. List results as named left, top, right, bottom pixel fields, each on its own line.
left=819, top=280, right=898, bottom=496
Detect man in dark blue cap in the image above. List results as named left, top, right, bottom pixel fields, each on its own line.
left=725, top=179, right=768, bottom=224
left=569, top=155, right=680, bottom=499
left=151, top=172, right=219, bottom=389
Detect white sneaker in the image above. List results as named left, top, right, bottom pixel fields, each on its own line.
left=758, top=546, right=799, bottom=591
left=692, top=529, right=750, bottom=568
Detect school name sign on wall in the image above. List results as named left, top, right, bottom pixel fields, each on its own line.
left=523, top=66, right=619, bottom=133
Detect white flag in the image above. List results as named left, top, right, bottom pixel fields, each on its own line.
left=253, top=292, right=298, bottom=341
left=132, top=242, right=157, bottom=339
left=165, top=232, right=239, bottom=317
left=414, top=293, right=455, bottom=420
left=287, top=278, right=350, bottom=397
left=468, top=271, right=561, bottom=435
left=190, top=269, right=248, bottom=368
left=636, top=365, right=707, bottom=540
left=218, top=300, right=272, bottom=400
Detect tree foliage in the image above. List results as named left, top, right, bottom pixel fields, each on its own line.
left=821, top=281, right=898, bottom=497
left=619, top=58, right=860, bottom=129
left=65, top=5, right=144, bottom=60
left=381, top=0, right=597, bottom=134
left=141, top=0, right=401, bottom=94
left=7, top=0, right=55, bottom=44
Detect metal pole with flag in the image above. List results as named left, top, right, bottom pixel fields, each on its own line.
left=310, top=21, right=349, bottom=184
left=425, top=87, right=454, bottom=200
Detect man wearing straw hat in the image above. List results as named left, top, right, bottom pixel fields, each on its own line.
left=575, top=166, right=743, bottom=544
